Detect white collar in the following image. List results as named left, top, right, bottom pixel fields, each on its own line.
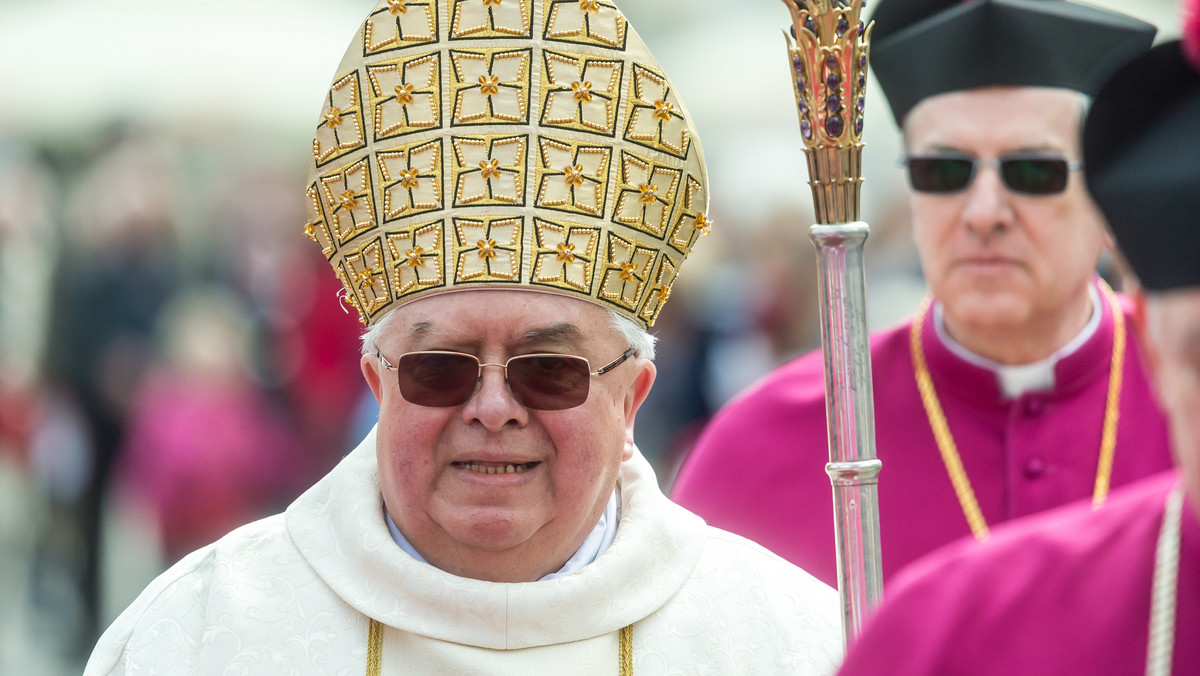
left=934, top=284, right=1101, bottom=399
left=384, top=491, right=621, bottom=581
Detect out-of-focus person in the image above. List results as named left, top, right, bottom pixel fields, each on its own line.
left=838, top=19, right=1200, bottom=674
left=83, top=2, right=843, bottom=673
left=671, top=0, right=1175, bottom=587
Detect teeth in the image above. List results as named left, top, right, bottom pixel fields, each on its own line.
left=459, top=462, right=534, bottom=475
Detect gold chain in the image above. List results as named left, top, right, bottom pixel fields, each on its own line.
left=910, top=281, right=1126, bottom=539
left=366, top=618, right=634, bottom=674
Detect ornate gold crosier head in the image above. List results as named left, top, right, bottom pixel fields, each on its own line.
left=780, top=0, right=872, bottom=225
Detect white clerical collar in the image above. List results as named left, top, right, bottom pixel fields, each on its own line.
left=385, top=490, right=621, bottom=581
left=933, top=284, right=1102, bottom=399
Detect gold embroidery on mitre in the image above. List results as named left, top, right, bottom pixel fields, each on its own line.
left=639, top=254, right=678, bottom=326
left=305, top=0, right=708, bottom=329
left=304, top=183, right=337, bottom=260
left=451, top=0, right=533, bottom=38
left=535, top=136, right=611, bottom=217
left=313, top=73, right=367, bottom=166
left=453, top=216, right=522, bottom=282
left=598, top=233, right=656, bottom=310
left=367, top=52, right=441, bottom=140
left=377, top=139, right=443, bottom=222
left=613, top=151, right=681, bottom=238
left=624, top=64, right=689, bottom=158
left=320, top=158, right=376, bottom=245
left=541, top=51, right=622, bottom=135
left=543, top=0, right=628, bottom=49
left=344, top=237, right=392, bottom=317
left=450, top=49, right=532, bottom=125
left=451, top=135, right=527, bottom=206
left=667, top=174, right=710, bottom=254
left=385, top=220, right=446, bottom=296
left=532, top=218, right=599, bottom=293
left=363, top=0, right=438, bottom=55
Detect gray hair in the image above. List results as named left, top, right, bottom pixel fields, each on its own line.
left=360, top=299, right=656, bottom=362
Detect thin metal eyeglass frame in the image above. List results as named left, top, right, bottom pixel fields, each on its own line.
left=374, top=346, right=637, bottom=408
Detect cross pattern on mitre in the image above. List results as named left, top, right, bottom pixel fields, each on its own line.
left=363, top=0, right=438, bottom=54
left=543, top=0, right=628, bottom=49
left=451, top=0, right=533, bottom=38
left=532, top=218, right=599, bottom=292
left=367, top=53, right=441, bottom=140
left=450, top=49, right=532, bottom=124
left=387, top=220, right=446, bottom=296
left=540, top=51, right=622, bottom=135
left=377, top=139, right=443, bottom=222
left=453, top=216, right=522, bottom=281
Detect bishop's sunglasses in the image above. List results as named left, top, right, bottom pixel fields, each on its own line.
left=376, top=347, right=637, bottom=410
left=902, top=153, right=1083, bottom=195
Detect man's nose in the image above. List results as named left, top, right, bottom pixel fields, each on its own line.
left=961, top=163, right=1014, bottom=235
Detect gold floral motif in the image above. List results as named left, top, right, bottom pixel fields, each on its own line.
left=579, top=0, right=600, bottom=12
left=405, top=246, right=426, bottom=267
left=339, top=190, right=359, bottom=210
left=484, top=0, right=502, bottom=6
left=563, top=164, right=586, bottom=187
left=619, top=260, right=638, bottom=282
left=388, top=0, right=408, bottom=13
left=394, top=83, right=415, bottom=104
left=479, top=158, right=502, bottom=180
left=556, top=241, right=577, bottom=262
left=477, top=238, right=498, bottom=259
left=325, top=108, right=343, bottom=129
left=571, top=80, right=593, bottom=103
left=398, top=168, right=421, bottom=189
left=637, top=183, right=657, bottom=205
left=479, top=74, right=501, bottom=96
left=652, top=99, right=674, bottom=122
left=695, top=212, right=711, bottom=235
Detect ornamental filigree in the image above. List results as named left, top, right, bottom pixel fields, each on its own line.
left=542, top=52, right=621, bottom=134
left=625, top=65, right=689, bottom=158
left=780, top=0, right=873, bottom=224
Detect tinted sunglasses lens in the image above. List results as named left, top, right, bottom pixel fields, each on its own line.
left=506, top=355, right=591, bottom=411
left=1001, top=158, right=1069, bottom=195
left=907, top=157, right=974, bottom=193
left=395, top=353, right=479, bottom=407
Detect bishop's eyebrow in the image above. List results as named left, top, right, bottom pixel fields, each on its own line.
left=521, top=322, right=582, bottom=345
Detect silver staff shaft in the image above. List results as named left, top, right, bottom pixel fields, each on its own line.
left=811, top=221, right=883, bottom=646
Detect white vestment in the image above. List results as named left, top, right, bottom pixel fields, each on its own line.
left=86, top=428, right=842, bottom=675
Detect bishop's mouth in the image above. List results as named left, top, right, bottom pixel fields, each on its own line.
left=453, top=461, right=540, bottom=475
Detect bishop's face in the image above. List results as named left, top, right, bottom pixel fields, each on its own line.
left=1143, top=289, right=1200, bottom=512
left=904, top=87, right=1109, bottom=359
left=361, top=290, right=655, bottom=582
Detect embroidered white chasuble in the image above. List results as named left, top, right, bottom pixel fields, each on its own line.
left=85, top=427, right=842, bottom=674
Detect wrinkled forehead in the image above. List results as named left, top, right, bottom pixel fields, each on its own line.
left=380, top=289, right=619, bottom=349
left=904, top=86, right=1087, bottom=153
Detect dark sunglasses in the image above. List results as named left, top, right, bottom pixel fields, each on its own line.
left=903, top=153, right=1083, bottom=195
left=376, top=347, right=637, bottom=410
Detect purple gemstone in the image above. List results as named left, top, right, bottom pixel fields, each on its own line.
left=801, top=118, right=813, bottom=139
left=827, top=94, right=842, bottom=112
left=859, top=54, right=867, bottom=68
left=825, top=55, right=838, bottom=70
left=827, top=73, right=841, bottom=89
left=796, top=76, right=806, bottom=95
left=826, top=115, right=844, bottom=137
left=805, top=17, right=815, bottom=33
left=858, top=73, right=867, bottom=89
left=799, top=99, right=809, bottom=115
left=856, top=116, right=864, bottom=135
left=793, top=55, right=803, bottom=71
left=837, top=18, right=849, bottom=36
left=859, top=21, right=865, bottom=34
left=856, top=96, right=865, bottom=112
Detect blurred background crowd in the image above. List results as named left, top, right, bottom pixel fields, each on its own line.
left=0, top=0, right=1180, bottom=673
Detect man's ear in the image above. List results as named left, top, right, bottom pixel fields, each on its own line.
left=621, top=361, right=656, bottom=462
left=362, top=352, right=385, bottom=405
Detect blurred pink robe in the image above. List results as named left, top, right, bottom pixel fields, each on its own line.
left=671, top=281, right=1173, bottom=586
left=838, top=470, right=1199, bottom=675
